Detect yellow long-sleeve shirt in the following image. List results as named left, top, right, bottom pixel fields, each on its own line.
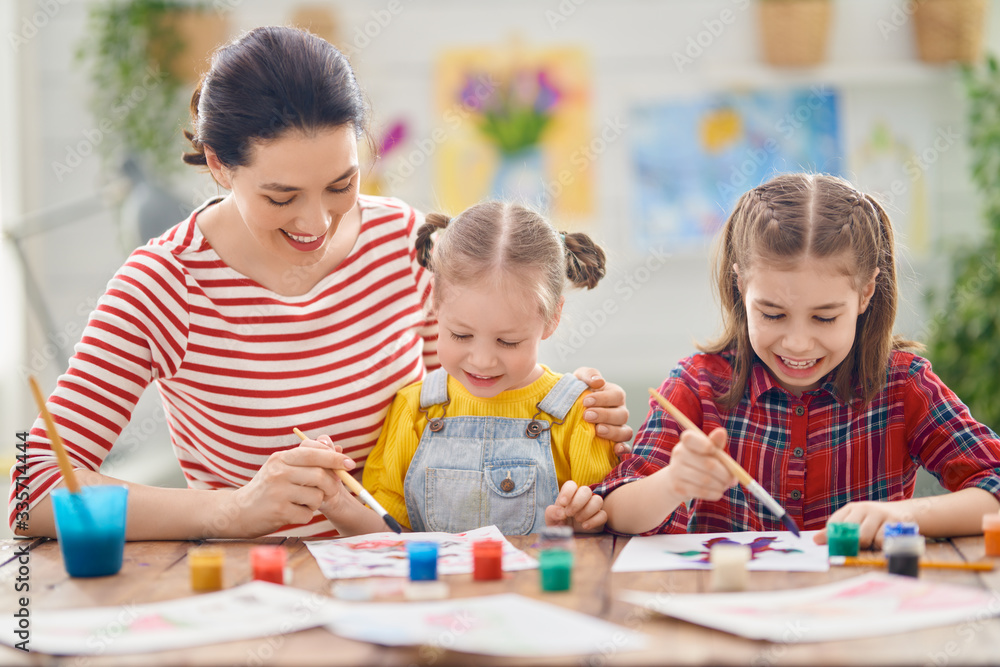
left=363, top=367, right=617, bottom=529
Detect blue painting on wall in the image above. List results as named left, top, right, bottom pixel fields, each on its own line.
left=630, top=87, right=843, bottom=250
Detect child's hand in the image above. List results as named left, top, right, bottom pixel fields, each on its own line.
left=572, top=368, right=634, bottom=446
left=813, top=501, right=914, bottom=550
left=659, top=427, right=737, bottom=503
left=544, top=480, right=607, bottom=532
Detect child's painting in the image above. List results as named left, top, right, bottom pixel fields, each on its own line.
left=20, top=582, right=328, bottom=655
left=325, top=592, right=647, bottom=657
left=630, top=87, right=842, bottom=249
left=620, top=572, right=1000, bottom=641
left=434, top=45, right=593, bottom=221
left=611, top=530, right=829, bottom=573
left=305, top=525, right=537, bottom=579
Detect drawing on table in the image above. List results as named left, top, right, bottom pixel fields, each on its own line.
left=666, top=535, right=804, bottom=563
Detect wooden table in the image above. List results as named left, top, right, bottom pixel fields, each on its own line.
left=1, top=534, right=998, bottom=666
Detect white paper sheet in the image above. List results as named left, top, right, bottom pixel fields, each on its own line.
left=612, top=530, right=830, bottom=572
left=325, top=593, right=647, bottom=656
left=621, top=573, right=1000, bottom=642
left=19, top=582, right=331, bottom=655
left=305, top=525, right=538, bottom=579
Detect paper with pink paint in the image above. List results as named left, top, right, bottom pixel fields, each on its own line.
left=305, top=525, right=538, bottom=579
left=612, top=530, right=829, bottom=573
left=15, top=582, right=328, bottom=655
left=621, top=573, right=1000, bottom=641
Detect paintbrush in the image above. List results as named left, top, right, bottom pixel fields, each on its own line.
left=647, top=388, right=801, bottom=537
left=292, top=427, right=403, bottom=534
left=830, top=556, right=994, bottom=571
left=28, top=375, right=81, bottom=493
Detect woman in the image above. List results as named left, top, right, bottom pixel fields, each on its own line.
left=11, top=26, right=631, bottom=539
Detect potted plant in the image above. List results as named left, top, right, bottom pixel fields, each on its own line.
left=75, top=0, right=228, bottom=178
left=925, top=56, right=1000, bottom=430
left=912, top=0, right=988, bottom=64
left=757, top=0, right=834, bottom=67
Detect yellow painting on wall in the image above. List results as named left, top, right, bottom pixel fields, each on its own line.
left=434, top=45, right=592, bottom=222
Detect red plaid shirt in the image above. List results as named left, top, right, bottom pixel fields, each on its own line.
left=595, top=351, right=1000, bottom=534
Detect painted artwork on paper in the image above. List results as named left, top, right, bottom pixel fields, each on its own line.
left=305, top=525, right=538, bottom=579
left=620, top=573, right=1000, bottom=641
left=630, top=87, right=842, bottom=249
left=611, top=530, right=829, bottom=573
left=20, top=582, right=329, bottom=655
left=325, top=593, right=647, bottom=656
left=434, top=45, right=593, bottom=221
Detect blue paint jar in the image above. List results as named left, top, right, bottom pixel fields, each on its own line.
left=407, top=541, right=438, bottom=581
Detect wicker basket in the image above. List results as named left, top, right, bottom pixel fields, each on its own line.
left=758, top=0, right=833, bottom=67
left=913, top=0, right=987, bottom=64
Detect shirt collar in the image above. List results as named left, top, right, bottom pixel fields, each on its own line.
left=747, top=357, right=850, bottom=406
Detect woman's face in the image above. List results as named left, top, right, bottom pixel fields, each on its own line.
left=213, top=124, right=360, bottom=269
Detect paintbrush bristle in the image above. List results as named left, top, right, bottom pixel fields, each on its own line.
left=382, top=513, right=403, bottom=534
left=781, top=513, right=801, bottom=537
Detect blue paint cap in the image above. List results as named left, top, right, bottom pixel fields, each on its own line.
left=883, top=521, right=920, bottom=539
left=407, top=541, right=439, bottom=581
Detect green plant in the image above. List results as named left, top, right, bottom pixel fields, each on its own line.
left=926, top=55, right=1000, bottom=431
left=75, top=0, right=197, bottom=177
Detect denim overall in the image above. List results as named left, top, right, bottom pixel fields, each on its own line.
left=403, top=369, right=587, bottom=535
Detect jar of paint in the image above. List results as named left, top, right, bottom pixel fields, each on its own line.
left=189, top=546, right=224, bottom=592
left=983, top=513, right=1000, bottom=557
left=472, top=539, right=504, bottom=581
left=539, top=549, right=573, bottom=592
left=883, top=521, right=919, bottom=540
left=827, top=522, right=860, bottom=557
left=709, top=544, right=751, bottom=592
left=538, top=525, right=575, bottom=552
left=407, top=541, right=438, bottom=581
left=250, top=545, right=286, bottom=584
left=884, top=534, right=924, bottom=577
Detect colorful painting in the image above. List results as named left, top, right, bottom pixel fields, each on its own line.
left=620, top=573, right=1000, bottom=641
left=325, top=593, right=647, bottom=656
left=434, top=45, right=593, bottom=221
left=19, top=582, right=328, bottom=655
left=305, top=525, right=538, bottom=579
left=630, top=87, right=843, bottom=249
left=612, top=530, right=829, bottom=573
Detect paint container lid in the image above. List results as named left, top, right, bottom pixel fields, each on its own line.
left=403, top=580, right=450, bottom=601
left=828, top=522, right=860, bottom=539
left=331, top=580, right=405, bottom=601
left=982, top=513, right=1000, bottom=530
left=539, top=525, right=574, bottom=551
left=709, top=543, right=752, bottom=565
left=884, top=534, right=925, bottom=556
left=883, top=522, right=920, bottom=538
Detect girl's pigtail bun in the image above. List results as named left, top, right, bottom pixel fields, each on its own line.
left=416, top=212, right=451, bottom=270
left=562, top=231, right=607, bottom=289
left=182, top=83, right=207, bottom=166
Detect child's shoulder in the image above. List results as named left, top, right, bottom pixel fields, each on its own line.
left=669, top=352, right=735, bottom=381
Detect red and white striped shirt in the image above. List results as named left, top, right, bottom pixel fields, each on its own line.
left=10, top=195, right=438, bottom=537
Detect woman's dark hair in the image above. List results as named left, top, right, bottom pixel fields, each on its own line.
left=183, top=26, right=369, bottom=168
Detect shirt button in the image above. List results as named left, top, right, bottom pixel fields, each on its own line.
left=790, top=490, right=802, bottom=500
left=793, top=447, right=804, bottom=457
left=794, top=406, right=805, bottom=417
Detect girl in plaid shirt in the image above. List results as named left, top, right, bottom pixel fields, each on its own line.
left=598, top=173, right=1000, bottom=547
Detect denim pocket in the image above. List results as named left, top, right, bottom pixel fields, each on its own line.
left=483, top=463, right=537, bottom=535
left=425, top=468, right=483, bottom=533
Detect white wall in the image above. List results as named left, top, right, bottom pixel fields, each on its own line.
left=6, top=0, right=999, bottom=486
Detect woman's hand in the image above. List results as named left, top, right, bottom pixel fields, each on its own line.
left=544, top=480, right=607, bottom=532
left=215, top=442, right=354, bottom=537
left=573, top=367, right=633, bottom=455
